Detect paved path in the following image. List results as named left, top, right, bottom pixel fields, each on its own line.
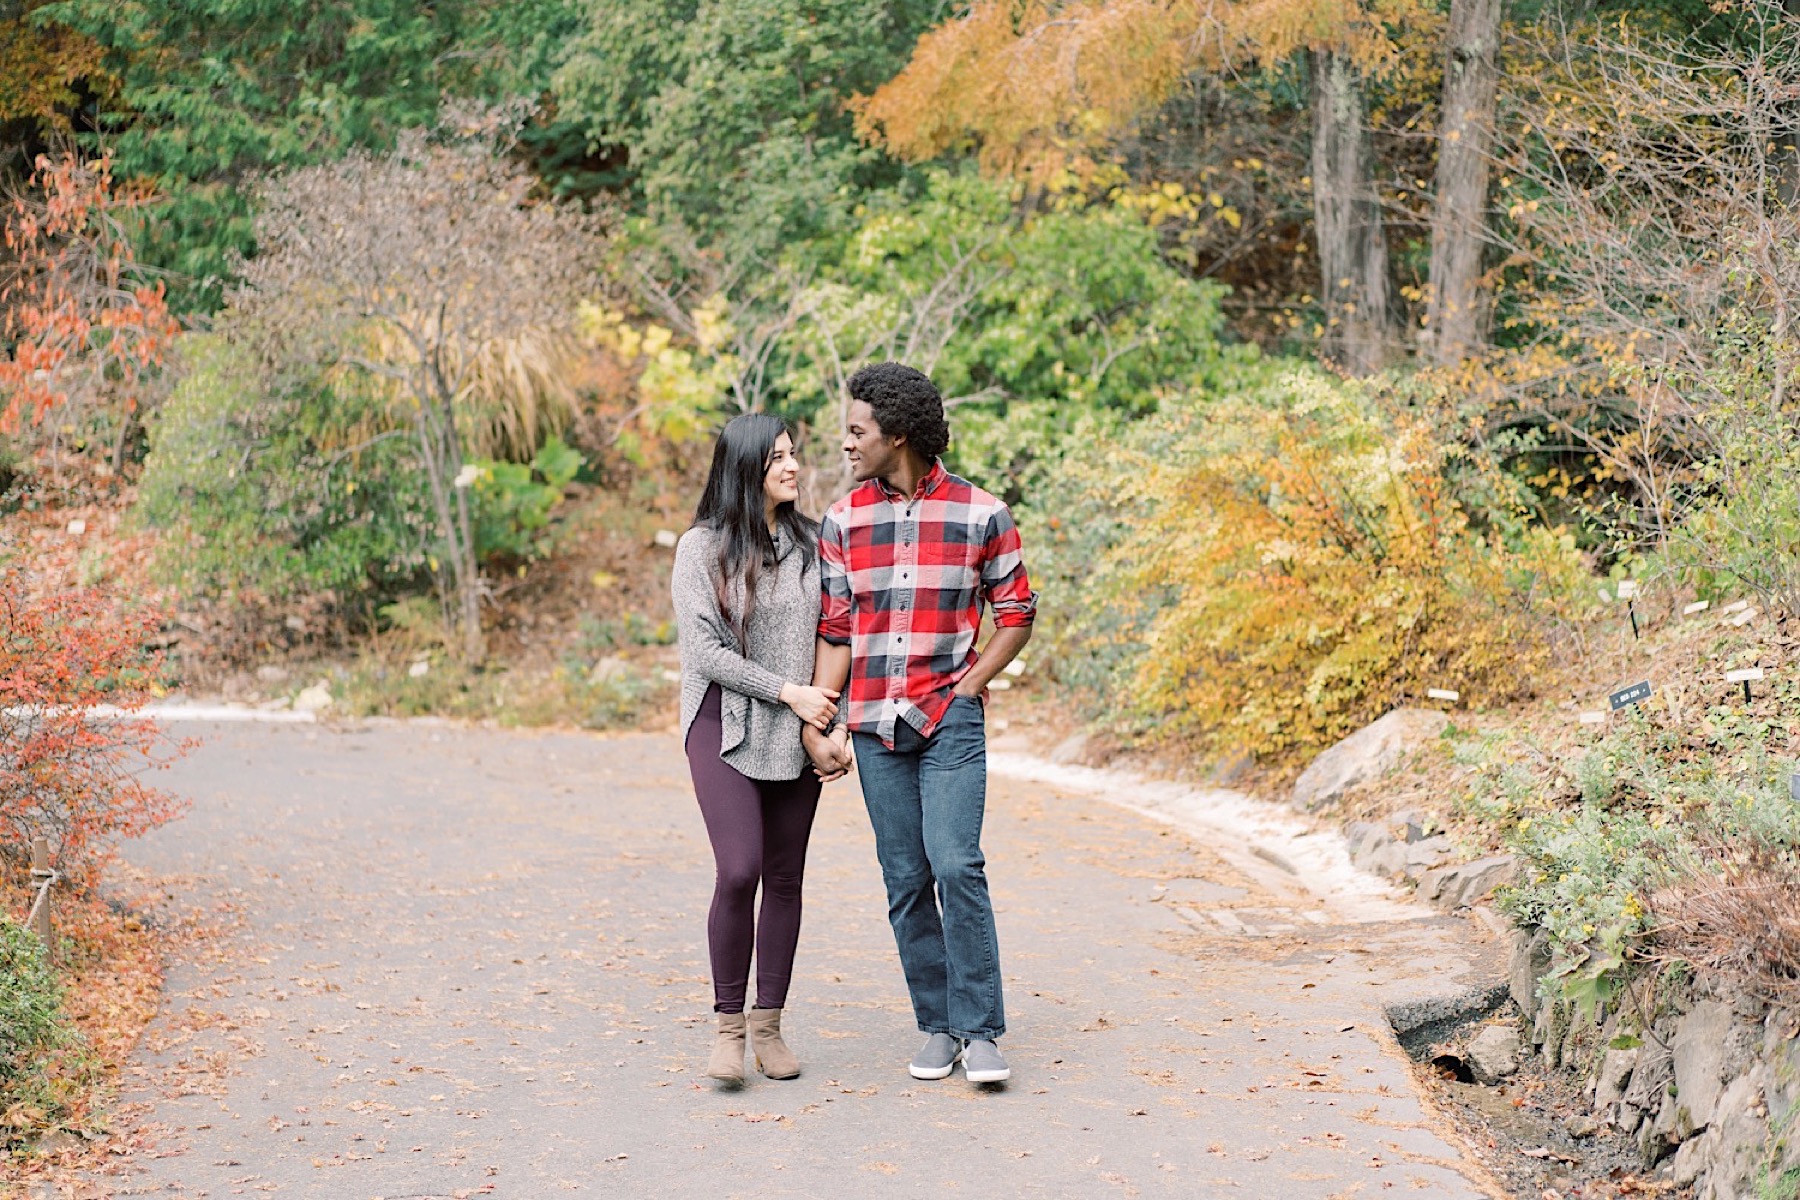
left=97, top=722, right=1504, bottom=1198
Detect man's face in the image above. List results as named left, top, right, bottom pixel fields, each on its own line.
left=843, top=399, right=901, bottom=484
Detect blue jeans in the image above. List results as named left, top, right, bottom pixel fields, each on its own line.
left=853, top=695, right=1005, bottom=1042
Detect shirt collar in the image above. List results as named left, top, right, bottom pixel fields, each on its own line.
left=876, top=458, right=949, bottom=503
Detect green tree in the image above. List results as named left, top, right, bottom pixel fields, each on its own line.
left=36, top=0, right=578, bottom=310
left=797, top=172, right=1242, bottom=495
left=553, top=0, right=937, bottom=260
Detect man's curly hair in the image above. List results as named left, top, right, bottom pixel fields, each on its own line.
left=847, top=362, right=950, bottom=461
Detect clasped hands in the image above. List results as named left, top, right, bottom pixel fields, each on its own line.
left=802, top=724, right=853, bottom=782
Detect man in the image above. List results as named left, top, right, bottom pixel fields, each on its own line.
left=803, top=362, right=1036, bottom=1085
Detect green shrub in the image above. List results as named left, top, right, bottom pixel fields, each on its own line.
left=469, top=436, right=585, bottom=563
left=137, top=334, right=436, bottom=603
left=1657, top=322, right=1800, bottom=618
left=335, top=651, right=668, bottom=731
left=1466, top=704, right=1800, bottom=1013
left=0, top=913, right=74, bottom=1142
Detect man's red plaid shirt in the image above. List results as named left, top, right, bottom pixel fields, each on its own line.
left=818, top=459, right=1038, bottom=748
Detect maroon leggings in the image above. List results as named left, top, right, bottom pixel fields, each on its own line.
left=686, top=684, right=822, bottom=1014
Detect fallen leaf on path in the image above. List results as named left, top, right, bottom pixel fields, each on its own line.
left=1521, top=1146, right=1579, bottom=1164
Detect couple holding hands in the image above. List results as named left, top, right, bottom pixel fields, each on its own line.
left=671, top=362, right=1037, bottom=1088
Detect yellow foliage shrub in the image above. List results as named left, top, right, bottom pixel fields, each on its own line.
left=1033, top=368, right=1587, bottom=764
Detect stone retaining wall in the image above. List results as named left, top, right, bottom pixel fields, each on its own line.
left=1342, top=812, right=1797, bottom=1196
left=1505, top=931, right=1800, bottom=1198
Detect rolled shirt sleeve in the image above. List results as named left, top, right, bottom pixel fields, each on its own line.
left=981, top=505, right=1038, bottom=628
left=817, top=512, right=853, bottom=645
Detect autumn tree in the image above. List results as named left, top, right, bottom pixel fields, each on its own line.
left=229, top=120, right=605, bottom=664
left=0, top=0, right=115, bottom=166
left=0, top=150, right=178, bottom=469
left=852, top=0, right=1410, bottom=374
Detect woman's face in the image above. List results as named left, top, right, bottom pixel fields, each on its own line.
left=763, top=432, right=800, bottom=508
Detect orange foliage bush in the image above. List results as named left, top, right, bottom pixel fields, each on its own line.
left=0, top=584, right=187, bottom=886
left=0, top=151, right=178, bottom=446
left=1036, top=369, right=1588, bottom=763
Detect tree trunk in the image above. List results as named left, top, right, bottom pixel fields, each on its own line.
left=1310, top=50, right=1393, bottom=376
left=1425, top=0, right=1502, bottom=365
left=453, top=470, right=483, bottom=667
left=416, top=393, right=485, bottom=667
left=1778, top=0, right=1800, bottom=208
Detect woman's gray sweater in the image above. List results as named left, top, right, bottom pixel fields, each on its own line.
left=672, top=523, right=820, bottom=781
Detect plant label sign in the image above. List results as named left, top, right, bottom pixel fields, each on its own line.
left=1427, top=688, right=1460, bottom=702
left=1608, top=680, right=1652, bottom=711
left=1727, top=665, right=1765, bottom=703
left=1683, top=600, right=1711, bottom=615
left=1614, top=580, right=1639, bottom=599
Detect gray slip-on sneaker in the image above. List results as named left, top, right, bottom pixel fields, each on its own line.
left=909, top=1033, right=963, bottom=1080
left=963, top=1039, right=1010, bottom=1083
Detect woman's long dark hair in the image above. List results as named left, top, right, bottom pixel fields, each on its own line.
left=692, top=413, right=817, bottom=647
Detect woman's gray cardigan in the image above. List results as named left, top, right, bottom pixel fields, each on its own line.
left=672, top=523, right=820, bottom=782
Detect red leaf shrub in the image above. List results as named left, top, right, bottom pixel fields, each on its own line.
left=0, top=583, right=187, bottom=886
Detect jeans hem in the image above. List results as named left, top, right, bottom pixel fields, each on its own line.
left=949, top=1027, right=1004, bottom=1042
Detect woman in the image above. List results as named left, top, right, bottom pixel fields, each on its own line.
left=672, top=413, right=840, bottom=1085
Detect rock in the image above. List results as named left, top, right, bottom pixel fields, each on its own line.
left=1366, top=841, right=1408, bottom=878
left=1383, top=980, right=1510, bottom=1040
left=1465, top=1023, right=1522, bottom=1084
left=1537, top=992, right=1563, bottom=1065
left=1048, top=733, right=1088, bottom=764
left=255, top=664, right=290, bottom=684
left=1595, top=1046, right=1640, bottom=1110
left=1670, top=1134, right=1708, bottom=1186
left=588, top=656, right=629, bottom=684
left=1206, top=751, right=1253, bottom=786
left=1402, top=834, right=1456, bottom=870
left=1643, top=1089, right=1682, bottom=1165
left=35, top=1130, right=82, bottom=1153
left=1417, top=855, right=1519, bottom=910
left=1343, top=822, right=1382, bottom=862
left=1623, top=1037, right=1674, bottom=1119
left=1672, top=1001, right=1735, bottom=1133
left=1510, top=927, right=1552, bottom=1020
left=1290, top=708, right=1449, bottom=811
left=1566, top=1115, right=1600, bottom=1139
left=293, top=683, right=333, bottom=713
left=1695, top=1072, right=1771, bottom=1200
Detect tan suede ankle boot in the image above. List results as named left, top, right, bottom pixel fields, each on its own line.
left=707, top=1012, right=746, bottom=1084
left=747, top=1007, right=800, bottom=1079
